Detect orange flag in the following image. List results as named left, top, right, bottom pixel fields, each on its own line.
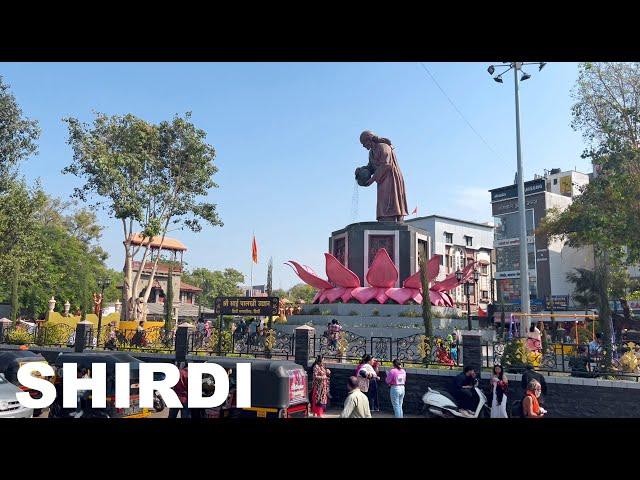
left=411, top=206, right=418, bottom=215
left=252, top=235, right=258, bottom=264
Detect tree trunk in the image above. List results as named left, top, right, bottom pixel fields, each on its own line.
left=596, top=249, right=613, bottom=370
left=164, top=265, right=174, bottom=334
left=10, top=267, right=19, bottom=324
left=420, top=257, right=433, bottom=338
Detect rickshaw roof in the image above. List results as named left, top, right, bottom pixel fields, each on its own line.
left=54, top=351, right=142, bottom=366
left=0, top=351, right=46, bottom=370
left=201, top=357, right=303, bottom=371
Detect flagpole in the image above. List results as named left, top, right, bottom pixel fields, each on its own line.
left=250, top=231, right=254, bottom=297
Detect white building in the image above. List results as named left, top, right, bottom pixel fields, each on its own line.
left=406, top=215, right=494, bottom=313
left=489, top=168, right=595, bottom=310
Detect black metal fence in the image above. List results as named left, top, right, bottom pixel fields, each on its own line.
left=311, top=330, right=461, bottom=368
left=187, top=330, right=294, bottom=360
left=484, top=340, right=640, bottom=381
left=1, top=323, right=77, bottom=347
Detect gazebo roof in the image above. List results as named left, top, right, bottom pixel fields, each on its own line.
left=126, top=234, right=187, bottom=252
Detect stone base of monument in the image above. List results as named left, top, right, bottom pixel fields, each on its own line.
left=281, top=302, right=496, bottom=342
left=328, top=221, right=431, bottom=289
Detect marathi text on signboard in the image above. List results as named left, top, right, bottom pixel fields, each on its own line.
left=549, top=295, right=570, bottom=311
left=214, top=296, right=279, bottom=316
left=490, top=178, right=546, bottom=202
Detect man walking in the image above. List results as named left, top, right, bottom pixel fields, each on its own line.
left=340, top=376, right=372, bottom=418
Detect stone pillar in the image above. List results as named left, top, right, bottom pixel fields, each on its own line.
left=74, top=320, right=94, bottom=353
left=0, top=317, right=12, bottom=343
left=462, top=331, right=483, bottom=372
left=294, top=325, right=315, bottom=368
left=175, top=322, right=194, bottom=364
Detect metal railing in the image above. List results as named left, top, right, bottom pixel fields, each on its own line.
left=311, top=330, right=460, bottom=368
left=484, top=339, right=640, bottom=381
left=188, top=329, right=294, bottom=360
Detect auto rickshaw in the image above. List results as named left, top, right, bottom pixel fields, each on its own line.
left=196, top=357, right=309, bottom=418
left=49, top=351, right=151, bottom=418
left=0, top=350, right=51, bottom=417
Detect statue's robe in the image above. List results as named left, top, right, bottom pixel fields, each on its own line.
left=369, top=142, right=408, bottom=221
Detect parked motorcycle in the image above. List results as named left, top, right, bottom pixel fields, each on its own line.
left=422, top=380, right=489, bottom=418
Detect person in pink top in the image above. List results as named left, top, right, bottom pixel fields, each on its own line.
left=385, top=359, right=407, bottom=418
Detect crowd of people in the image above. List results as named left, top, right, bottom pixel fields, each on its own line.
left=311, top=353, right=407, bottom=418
left=311, top=355, right=550, bottom=419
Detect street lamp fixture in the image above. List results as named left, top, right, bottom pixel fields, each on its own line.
left=96, top=277, right=111, bottom=347
left=455, top=269, right=463, bottom=283
left=487, top=65, right=495, bottom=75
left=456, top=268, right=480, bottom=331
left=493, top=76, right=503, bottom=83
left=486, top=61, right=545, bottom=336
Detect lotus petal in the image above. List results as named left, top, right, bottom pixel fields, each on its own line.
left=385, top=288, right=414, bottom=305
left=366, top=248, right=398, bottom=288
left=325, top=253, right=360, bottom=288
left=324, top=287, right=347, bottom=303
left=403, top=255, right=441, bottom=289
left=341, top=288, right=355, bottom=303
left=351, top=287, right=379, bottom=304
left=431, top=262, right=475, bottom=292
left=374, top=288, right=389, bottom=304
left=285, top=261, right=333, bottom=290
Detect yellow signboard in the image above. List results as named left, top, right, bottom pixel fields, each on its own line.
left=560, top=176, right=572, bottom=195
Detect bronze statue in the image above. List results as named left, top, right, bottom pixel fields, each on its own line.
left=355, top=131, right=408, bottom=222
left=93, top=292, right=103, bottom=316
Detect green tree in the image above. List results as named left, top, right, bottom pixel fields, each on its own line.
left=63, top=112, right=223, bottom=321
left=182, top=267, right=244, bottom=306
left=0, top=76, right=40, bottom=193
left=0, top=181, right=48, bottom=322
left=271, top=288, right=287, bottom=299
left=287, top=283, right=316, bottom=304
left=539, top=62, right=640, bottom=368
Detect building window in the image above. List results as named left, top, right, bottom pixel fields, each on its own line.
left=444, top=232, right=453, bottom=244
left=480, top=265, right=488, bottom=275
left=465, top=236, right=473, bottom=247
left=553, top=178, right=558, bottom=185
left=481, top=290, right=489, bottom=300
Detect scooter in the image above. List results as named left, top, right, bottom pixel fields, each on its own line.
left=422, top=380, right=489, bottom=418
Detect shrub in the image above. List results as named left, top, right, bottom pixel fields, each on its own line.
left=399, top=310, right=421, bottom=318
left=320, top=309, right=332, bottom=316
left=372, top=309, right=380, bottom=316
left=307, top=307, right=321, bottom=315
left=349, top=310, right=359, bottom=316
left=501, top=339, right=528, bottom=371
left=6, top=327, right=32, bottom=345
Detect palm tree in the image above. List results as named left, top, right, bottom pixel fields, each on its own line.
left=566, top=268, right=599, bottom=312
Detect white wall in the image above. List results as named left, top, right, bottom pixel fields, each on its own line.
left=545, top=192, right=595, bottom=303
left=407, top=216, right=493, bottom=257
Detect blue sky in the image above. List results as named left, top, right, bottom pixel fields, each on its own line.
left=0, top=62, right=589, bottom=289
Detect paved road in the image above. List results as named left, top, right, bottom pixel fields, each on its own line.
left=38, top=407, right=420, bottom=418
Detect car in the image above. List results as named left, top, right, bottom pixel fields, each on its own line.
left=0, top=350, right=51, bottom=417
left=0, top=373, right=33, bottom=418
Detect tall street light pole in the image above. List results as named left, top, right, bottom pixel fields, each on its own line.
left=513, top=62, right=530, bottom=337
left=96, top=277, right=111, bottom=347
left=487, top=61, right=546, bottom=336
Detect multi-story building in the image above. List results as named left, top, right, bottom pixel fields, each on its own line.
left=406, top=215, right=494, bottom=313
left=489, top=168, right=594, bottom=310
left=119, top=234, right=210, bottom=321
